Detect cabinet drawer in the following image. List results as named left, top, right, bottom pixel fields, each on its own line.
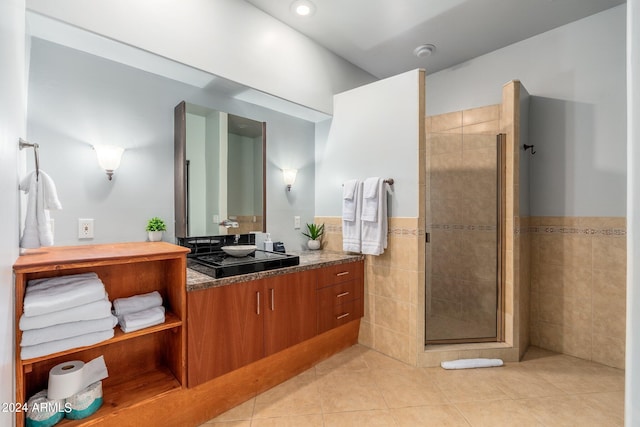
left=317, top=280, right=360, bottom=308
left=317, top=262, right=359, bottom=288
left=318, top=299, right=362, bottom=334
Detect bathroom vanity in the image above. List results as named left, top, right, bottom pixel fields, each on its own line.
left=13, top=242, right=364, bottom=426
left=187, top=250, right=364, bottom=387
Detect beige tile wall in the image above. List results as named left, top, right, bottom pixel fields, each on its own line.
left=529, top=216, right=626, bottom=369
left=518, top=216, right=532, bottom=357
left=316, top=216, right=423, bottom=366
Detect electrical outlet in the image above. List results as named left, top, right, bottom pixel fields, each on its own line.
left=78, top=218, right=94, bottom=239
left=294, top=216, right=301, bottom=229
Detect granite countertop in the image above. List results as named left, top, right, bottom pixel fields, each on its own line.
left=186, top=251, right=364, bottom=292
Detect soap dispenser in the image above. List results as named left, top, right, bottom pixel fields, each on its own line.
left=264, top=233, right=273, bottom=252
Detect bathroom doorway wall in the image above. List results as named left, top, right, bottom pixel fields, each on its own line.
left=425, top=107, right=505, bottom=344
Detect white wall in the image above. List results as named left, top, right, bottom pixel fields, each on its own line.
left=427, top=5, right=626, bottom=217
left=25, top=0, right=376, bottom=114
left=0, top=1, right=25, bottom=425
left=315, top=69, right=422, bottom=217
left=627, top=1, right=640, bottom=424
left=27, top=38, right=316, bottom=251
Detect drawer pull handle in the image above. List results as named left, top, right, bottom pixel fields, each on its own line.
left=336, top=271, right=350, bottom=277
left=336, top=291, right=350, bottom=298
left=270, top=288, right=275, bottom=311
left=256, top=291, right=261, bottom=315
left=336, top=312, right=350, bottom=320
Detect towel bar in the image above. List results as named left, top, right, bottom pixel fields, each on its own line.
left=342, top=178, right=394, bottom=186
left=19, top=138, right=40, bottom=181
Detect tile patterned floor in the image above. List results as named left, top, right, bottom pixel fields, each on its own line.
left=200, top=345, right=625, bottom=427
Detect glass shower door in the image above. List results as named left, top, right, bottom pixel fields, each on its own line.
left=425, top=132, right=504, bottom=343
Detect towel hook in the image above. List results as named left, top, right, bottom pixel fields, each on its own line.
left=523, top=144, right=536, bottom=155
left=19, top=138, right=40, bottom=180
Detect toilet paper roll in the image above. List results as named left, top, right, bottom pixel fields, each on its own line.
left=65, top=381, right=103, bottom=420
left=47, top=355, right=108, bottom=400
left=25, top=390, right=65, bottom=427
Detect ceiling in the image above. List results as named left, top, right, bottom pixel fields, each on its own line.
left=245, top=0, right=625, bottom=79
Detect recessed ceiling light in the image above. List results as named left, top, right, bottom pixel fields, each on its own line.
left=290, top=0, right=316, bottom=17
left=414, top=44, right=436, bottom=58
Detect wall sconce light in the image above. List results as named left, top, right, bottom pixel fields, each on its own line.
left=282, top=168, right=298, bottom=191
left=93, top=145, right=124, bottom=181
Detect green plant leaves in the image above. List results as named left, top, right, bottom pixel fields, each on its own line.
left=302, top=223, right=324, bottom=240
left=146, top=216, right=167, bottom=232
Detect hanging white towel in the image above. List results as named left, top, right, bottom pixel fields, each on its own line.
left=19, top=297, right=113, bottom=331
left=361, top=179, right=390, bottom=256
left=19, top=170, right=62, bottom=249
left=342, top=179, right=358, bottom=221
left=342, top=181, right=363, bottom=253
left=361, top=177, right=380, bottom=222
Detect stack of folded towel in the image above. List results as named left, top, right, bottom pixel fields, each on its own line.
left=112, top=291, right=165, bottom=333
left=20, top=273, right=117, bottom=360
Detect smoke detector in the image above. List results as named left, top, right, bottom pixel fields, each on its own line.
left=414, top=44, right=436, bottom=58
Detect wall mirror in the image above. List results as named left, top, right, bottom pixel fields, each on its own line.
left=175, top=101, right=266, bottom=238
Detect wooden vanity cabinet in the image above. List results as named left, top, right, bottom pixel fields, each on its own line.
left=187, top=269, right=317, bottom=387
left=187, top=279, right=265, bottom=385
left=263, top=270, right=317, bottom=355
left=13, top=242, right=189, bottom=427
left=317, top=260, right=364, bottom=334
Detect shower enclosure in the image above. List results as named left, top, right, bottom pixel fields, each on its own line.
left=425, top=125, right=506, bottom=344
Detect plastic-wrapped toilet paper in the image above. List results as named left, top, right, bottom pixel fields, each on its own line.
left=65, top=381, right=103, bottom=420
left=25, top=390, right=65, bottom=427
left=47, top=356, right=108, bottom=400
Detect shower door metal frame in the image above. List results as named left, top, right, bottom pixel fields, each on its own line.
left=496, top=133, right=506, bottom=343
left=425, top=133, right=506, bottom=345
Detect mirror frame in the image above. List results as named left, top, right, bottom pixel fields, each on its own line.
left=174, top=101, right=267, bottom=238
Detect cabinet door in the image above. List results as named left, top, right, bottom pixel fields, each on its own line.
left=264, top=270, right=317, bottom=355
left=187, top=279, right=264, bottom=387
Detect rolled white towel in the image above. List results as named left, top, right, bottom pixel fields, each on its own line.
left=113, top=291, right=163, bottom=316
left=118, top=306, right=166, bottom=333
left=21, top=315, right=117, bottom=347
left=24, top=273, right=107, bottom=317
left=440, top=358, right=504, bottom=370
left=20, top=298, right=112, bottom=331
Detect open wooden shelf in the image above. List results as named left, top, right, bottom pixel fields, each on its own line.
left=21, top=312, right=182, bottom=366
left=14, top=242, right=189, bottom=427
left=55, top=366, right=182, bottom=426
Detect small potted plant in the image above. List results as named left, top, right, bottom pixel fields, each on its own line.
left=302, top=223, right=324, bottom=250
left=146, top=217, right=167, bottom=242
